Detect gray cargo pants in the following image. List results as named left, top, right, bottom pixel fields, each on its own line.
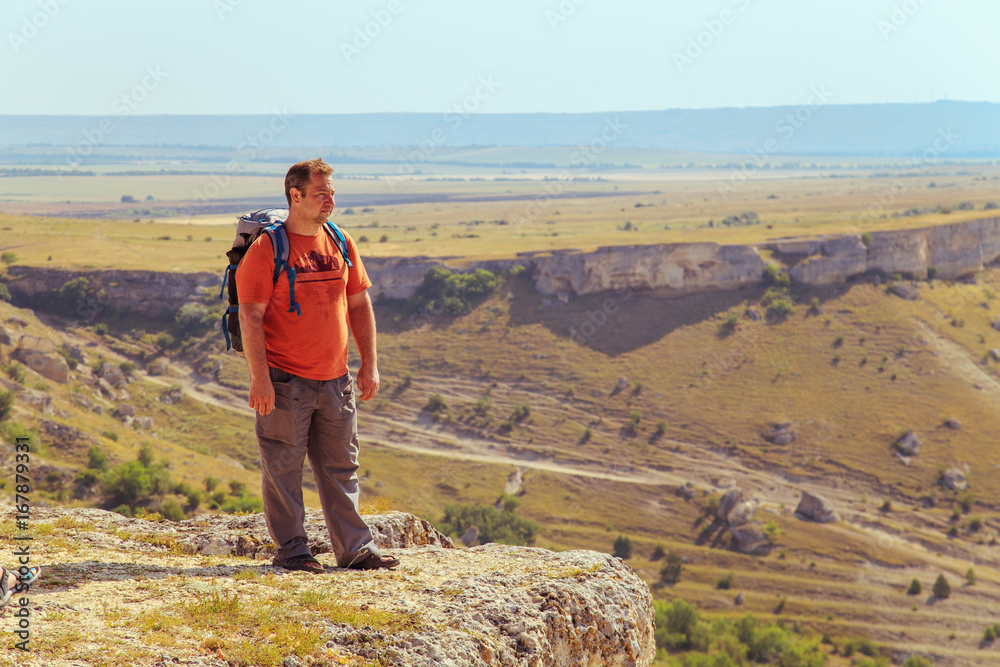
left=256, top=366, right=376, bottom=566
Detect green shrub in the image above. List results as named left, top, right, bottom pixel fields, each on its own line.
left=119, top=361, right=138, bottom=376
left=660, top=552, right=684, bottom=585
left=1, top=251, right=18, bottom=265
left=716, top=572, right=734, bottom=590
left=903, top=657, right=932, bottom=667
left=112, top=504, right=134, bottom=518
left=932, top=574, right=951, bottom=599
left=766, top=299, right=794, bottom=319
left=0, top=390, right=14, bottom=422
left=424, top=394, right=448, bottom=414
left=155, top=333, right=174, bottom=350
left=222, top=494, right=263, bottom=514
left=438, top=501, right=539, bottom=546
left=651, top=544, right=665, bottom=561
left=87, top=447, right=109, bottom=471
left=843, top=637, right=879, bottom=657
left=0, top=283, right=10, bottom=302
left=204, top=476, right=220, bottom=493
left=720, top=310, right=740, bottom=332
left=408, top=267, right=503, bottom=315
left=761, top=264, right=789, bottom=286
left=512, top=404, right=531, bottom=422
left=159, top=500, right=186, bottom=522
left=104, top=461, right=152, bottom=507
left=175, top=303, right=217, bottom=338
left=861, top=231, right=872, bottom=247
left=965, top=567, right=976, bottom=585
left=102, top=431, right=119, bottom=442
left=612, top=535, right=633, bottom=559
left=906, top=578, right=922, bottom=595
left=5, top=363, right=25, bottom=384
left=229, top=479, right=246, bottom=496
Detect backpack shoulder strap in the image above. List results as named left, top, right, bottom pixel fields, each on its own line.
left=323, top=221, right=354, bottom=269
left=264, top=222, right=302, bottom=316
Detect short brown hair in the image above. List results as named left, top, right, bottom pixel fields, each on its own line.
left=284, top=158, right=334, bottom=206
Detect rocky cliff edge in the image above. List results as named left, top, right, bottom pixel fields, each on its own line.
left=0, top=506, right=655, bottom=667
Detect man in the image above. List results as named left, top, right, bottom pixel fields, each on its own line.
left=236, top=158, right=398, bottom=572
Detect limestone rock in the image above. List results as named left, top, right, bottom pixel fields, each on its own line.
left=788, top=235, right=868, bottom=285
left=174, top=509, right=455, bottom=558
left=896, top=429, right=922, bottom=456
left=19, top=389, right=53, bottom=415
left=532, top=242, right=767, bottom=297
left=158, top=386, right=183, bottom=405
left=21, top=505, right=657, bottom=666
left=990, top=348, right=1000, bottom=362
left=764, top=422, right=797, bottom=446
left=0, top=325, right=18, bottom=346
left=40, top=419, right=93, bottom=449
left=942, top=469, right=968, bottom=491
left=734, top=591, right=745, bottom=606
left=10, top=342, right=69, bottom=384
left=97, top=362, right=126, bottom=387
left=134, top=416, right=154, bottom=430
left=717, top=488, right=743, bottom=522
left=616, top=377, right=629, bottom=391
left=15, top=335, right=55, bottom=354
left=728, top=501, right=759, bottom=527
left=889, top=282, right=921, bottom=300
left=675, top=483, right=697, bottom=500
left=147, top=358, right=169, bottom=376
left=460, top=525, right=480, bottom=547
left=795, top=491, right=839, bottom=523
left=115, top=404, right=136, bottom=420
left=94, top=377, right=117, bottom=400
left=6, top=316, right=28, bottom=327
left=945, top=418, right=962, bottom=430
left=744, top=308, right=761, bottom=321
left=731, top=524, right=770, bottom=554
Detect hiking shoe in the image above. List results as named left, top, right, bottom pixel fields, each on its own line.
left=0, top=567, right=17, bottom=607
left=273, top=555, right=325, bottom=574
left=345, top=550, right=400, bottom=570
left=19, top=566, right=40, bottom=587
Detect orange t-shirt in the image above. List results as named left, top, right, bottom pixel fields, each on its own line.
left=235, top=226, right=371, bottom=380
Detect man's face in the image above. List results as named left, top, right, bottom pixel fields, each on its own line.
left=293, top=173, right=335, bottom=223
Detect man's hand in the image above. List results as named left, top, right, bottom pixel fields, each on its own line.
left=356, top=363, right=380, bottom=401
left=248, top=377, right=275, bottom=415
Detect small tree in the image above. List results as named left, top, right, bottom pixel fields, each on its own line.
left=651, top=544, right=666, bottom=561
left=87, top=447, right=109, bottom=472
left=933, top=574, right=951, bottom=599
left=906, top=578, right=922, bottom=595
left=660, top=552, right=684, bottom=585
left=612, top=535, right=633, bottom=559
left=965, top=568, right=976, bottom=585
left=1, top=251, right=18, bottom=265
left=0, top=389, right=14, bottom=422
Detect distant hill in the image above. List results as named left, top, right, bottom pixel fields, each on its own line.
left=2, top=101, right=999, bottom=156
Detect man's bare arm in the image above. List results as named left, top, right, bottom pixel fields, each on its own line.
left=347, top=290, right=379, bottom=401
left=240, top=302, right=274, bottom=414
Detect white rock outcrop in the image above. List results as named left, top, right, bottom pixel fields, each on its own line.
left=12, top=506, right=655, bottom=667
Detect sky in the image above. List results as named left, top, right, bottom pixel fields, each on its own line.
left=1, top=0, right=997, bottom=116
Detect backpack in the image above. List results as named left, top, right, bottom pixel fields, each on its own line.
left=219, top=208, right=353, bottom=353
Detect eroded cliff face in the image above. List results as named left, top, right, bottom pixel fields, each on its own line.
left=4, top=267, right=218, bottom=319
left=774, top=216, right=1000, bottom=285
left=6, top=218, right=999, bottom=310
